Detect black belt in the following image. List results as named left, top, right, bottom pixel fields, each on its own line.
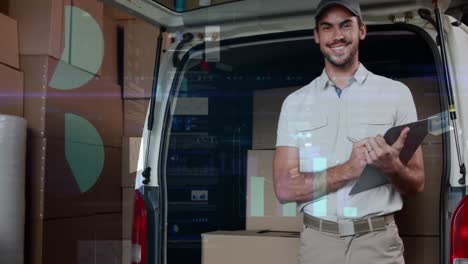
left=303, top=213, right=394, bottom=237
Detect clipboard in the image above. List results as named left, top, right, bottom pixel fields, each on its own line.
left=349, top=118, right=429, bottom=195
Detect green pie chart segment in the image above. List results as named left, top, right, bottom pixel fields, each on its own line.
left=65, top=113, right=105, bottom=193
left=49, top=6, right=104, bottom=90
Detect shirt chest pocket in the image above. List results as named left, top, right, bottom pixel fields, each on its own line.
left=296, top=117, right=329, bottom=145
left=296, top=116, right=333, bottom=172
left=349, top=117, right=393, bottom=141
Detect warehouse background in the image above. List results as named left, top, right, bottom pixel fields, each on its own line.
left=0, top=0, right=467, bottom=263
left=0, top=0, right=175, bottom=263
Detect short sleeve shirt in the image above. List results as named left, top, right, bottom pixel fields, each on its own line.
left=276, top=64, right=418, bottom=221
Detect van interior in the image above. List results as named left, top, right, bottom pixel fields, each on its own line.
left=163, top=25, right=447, bottom=264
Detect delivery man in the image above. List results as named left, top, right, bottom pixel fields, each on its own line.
left=273, top=0, right=425, bottom=263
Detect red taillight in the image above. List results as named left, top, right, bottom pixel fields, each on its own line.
left=132, top=190, right=148, bottom=264
left=451, top=196, right=468, bottom=264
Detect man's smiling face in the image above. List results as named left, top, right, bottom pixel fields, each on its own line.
left=314, top=5, right=366, bottom=68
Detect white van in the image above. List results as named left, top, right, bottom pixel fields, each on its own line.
left=102, top=0, right=468, bottom=263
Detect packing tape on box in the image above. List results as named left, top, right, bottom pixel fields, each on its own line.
left=0, top=115, right=27, bottom=264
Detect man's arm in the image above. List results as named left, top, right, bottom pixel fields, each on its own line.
left=365, top=127, right=425, bottom=195
left=387, top=146, right=425, bottom=194
left=273, top=143, right=368, bottom=204
left=381, top=82, right=424, bottom=194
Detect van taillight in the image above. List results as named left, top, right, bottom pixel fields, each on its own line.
left=451, top=196, right=468, bottom=264
left=132, top=190, right=147, bottom=264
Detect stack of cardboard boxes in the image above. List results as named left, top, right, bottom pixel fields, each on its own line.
left=247, top=86, right=302, bottom=232
left=7, top=0, right=124, bottom=263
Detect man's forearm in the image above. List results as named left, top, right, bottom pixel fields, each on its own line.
left=274, top=145, right=366, bottom=204
left=294, top=162, right=355, bottom=203
left=386, top=159, right=424, bottom=194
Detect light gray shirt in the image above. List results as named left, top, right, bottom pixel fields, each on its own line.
left=276, top=64, right=417, bottom=221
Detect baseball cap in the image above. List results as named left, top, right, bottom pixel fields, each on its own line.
left=315, top=0, right=362, bottom=21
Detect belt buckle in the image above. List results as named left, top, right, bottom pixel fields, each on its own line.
left=338, top=220, right=355, bottom=237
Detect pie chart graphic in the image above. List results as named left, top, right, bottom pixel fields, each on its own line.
left=49, top=5, right=104, bottom=90
left=65, top=113, right=104, bottom=193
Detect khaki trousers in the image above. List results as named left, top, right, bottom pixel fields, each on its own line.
left=298, top=220, right=405, bottom=264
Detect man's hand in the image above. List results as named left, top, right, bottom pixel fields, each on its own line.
left=364, top=127, right=410, bottom=175
left=354, top=127, right=424, bottom=194
left=344, top=140, right=369, bottom=179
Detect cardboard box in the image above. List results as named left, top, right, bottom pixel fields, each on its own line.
left=202, top=230, right=300, bottom=264
left=252, top=86, right=300, bottom=149
left=28, top=137, right=121, bottom=219
left=42, top=214, right=122, bottom=264
left=103, top=5, right=134, bottom=20
left=122, top=188, right=135, bottom=239
left=10, top=0, right=104, bottom=74
left=21, top=55, right=123, bottom=147
left=399, top=77, right=441, bottom=123
left=0, top=13, right=20, bottom=69
left=44, top=138, right=122, bottom=219
left=0, top=63, right=23, bottom=117
left=124, top=100, right=149, bottom=137
left=401, top=236, right=439, bottom=264
left=123, top=19, right=163, bottom=98
left=69, top=0, right=104, bottom=75
left=101, top=15, right=119, bottom=84
left=395, top=142, right=443, bottom=236
left=94, top=214, right=123, bottom=264
left=122, top=137, right=142, bottom=187
left=123, top=19, right=157, bottom=98
left=72, top=0, right=103, bottom=31
left=10, top=0, right=68, bottom=60
left=43, top=216, right=94, bottom=264
left=247, top=150, right=302, bottom=232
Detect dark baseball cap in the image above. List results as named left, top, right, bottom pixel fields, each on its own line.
left=315, top=0, right=362, bottom=21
